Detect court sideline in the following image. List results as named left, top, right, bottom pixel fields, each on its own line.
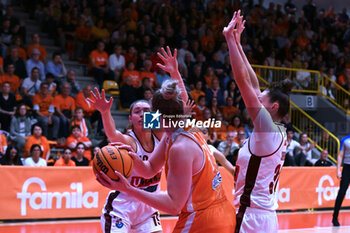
left=1, top=210, right=350, bottom=233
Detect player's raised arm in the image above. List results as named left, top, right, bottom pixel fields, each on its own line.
left=223, top=11, right=262, bottom=121
left=88, top=88, right=131, bottom=144
left=157, top=46, right=188, bottom=104
left=234, top=15, right=261, bottom=96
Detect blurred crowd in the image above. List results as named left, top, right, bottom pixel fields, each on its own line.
left=0, top=0, right=348, bottom=167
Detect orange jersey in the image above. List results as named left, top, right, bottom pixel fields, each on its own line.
left=190, top=90, right=205, bottom=102
left=66, top=135, right=92, bottom=160
left=27, top=44, right=47, bottom=62
left=211, top=124, right=228, bottom=141
left=165, top=127, right=235, bottom=232
left=75, top=91, right=96, bottom=117
left=140, top=71, right=157, bottom=87
left=54, top=157, right=76, bottom=167
left=0, top=74, right=21, bottom=92
left=24, top=135, right=50, bottom=159
left=165, top=127, right=226, bottom=212
left=122, top=70, right=140, bottom=87
left=33, top=93, right=54, bottom=116
left=0, top=134, right=7, bottom=154
left=227, top=125, right=244, bottom=133
left=89, top=49, right=108, bottom=68
left=54, top=94, right=75, bottom=111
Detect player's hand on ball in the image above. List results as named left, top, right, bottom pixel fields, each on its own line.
left=110, top=142, right=135, bottom=153
left=96, top=171, right=131, bottom=192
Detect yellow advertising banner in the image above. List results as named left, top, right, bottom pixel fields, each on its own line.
left=0, top=166, right=349, bottom=220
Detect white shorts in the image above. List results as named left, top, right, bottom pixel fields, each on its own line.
left=237, top=207, right=278, bottom=233
left=101, top=192, right=162, bottom=233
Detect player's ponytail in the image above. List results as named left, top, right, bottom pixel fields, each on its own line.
left=152, top=80, right=184, bottom=116
left=268, top=79, right=293, bottom=118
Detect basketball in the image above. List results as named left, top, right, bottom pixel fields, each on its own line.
left=92, top=145, right=133, bottom=180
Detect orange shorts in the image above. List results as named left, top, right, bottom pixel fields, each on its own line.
left=173, top=198, right=236, bottom=233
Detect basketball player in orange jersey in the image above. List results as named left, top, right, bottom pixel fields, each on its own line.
left=223, top=11, right=292, bottom=232
left=89, top=47, right=189, bottom=233
left=96, top=50, right=236, bottom=231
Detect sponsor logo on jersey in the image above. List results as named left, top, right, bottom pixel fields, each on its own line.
left=212, top=171, right=222, bottom=190
left=130, top=172, right=162, bottom=188
left=116, top=218, right=124, bottom=228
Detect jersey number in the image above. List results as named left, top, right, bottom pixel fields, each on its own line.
left=269, top=164, right=281, bottom=194
left=152, top=212, right=160, bottom=226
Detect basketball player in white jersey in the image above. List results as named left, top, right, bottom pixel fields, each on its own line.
left=223, top=11, right=292, bottom=232
left=88, top=47, right=188, bottom=233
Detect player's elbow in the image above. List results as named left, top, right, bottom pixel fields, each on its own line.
left=167, top=205, right=181, bottom=216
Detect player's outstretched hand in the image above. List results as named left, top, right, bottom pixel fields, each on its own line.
left=96, top=171, right=131, bottom=192
left=88, top=88, right=113, bottom=114
left=234, top=11, right=245, bottom=44
left=183, top=99, right=196, bottom=116
left=157, top=46, right=179, bottom=76
left=222, top=10, right=240, bottom=39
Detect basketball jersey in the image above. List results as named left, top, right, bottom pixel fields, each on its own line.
left=119, top=130, right=161, bottom=200
left=234, top=122, right=287, bottom=211
left=165, top=127, right=226, bottom=213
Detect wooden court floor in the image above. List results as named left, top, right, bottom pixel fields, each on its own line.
left=1, top=210, right=350, bottom=233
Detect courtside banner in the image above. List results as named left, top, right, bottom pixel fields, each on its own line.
left=1, top=166, right=349, bottom=220
left=0, top=166, right=110, bottom=220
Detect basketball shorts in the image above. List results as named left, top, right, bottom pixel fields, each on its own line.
left=235, top=207, right=278, bottom=233
left=173, top=198, right=236, bottom=233
left=101, top=193, right=162, bottom=233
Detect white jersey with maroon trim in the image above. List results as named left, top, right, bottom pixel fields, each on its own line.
left=101, top=131, right=162, bottom=232
left=234, top=120, right=287, bottom=211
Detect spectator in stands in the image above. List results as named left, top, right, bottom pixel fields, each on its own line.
left=10, top=103, right=32, bottom=154
left=109, top=44, right=125, bottom=82
left=1, top=63, right=20, bottom=93
left=27, top=33, right=46, bottom=62
left=235, top=129, right=247, bottom=148
left=228, top=115, right=245, bottom=133
left=143, top=88, right=153, bottom=105
left=140, top=60, right=158, bottom=88
left=294, top=132, right=315, bottom=166
left=66, top=125, right=92, bottom=160
left=72, top=142, right=90, bottom=166
left=0, top=82, right=16, bottom=132
left=0, top=123, right=8, bottom=155
left=205, top=78, right=225, bottom=107
left=46, top=51, right=67, bottom=79
left=209, top=97, right=221, bottom=116
left=54, top=147, right=76, bottom=167
left=26, top=48, right=45, bottom=81
left=190, top=80, right=205, bottom=102
left=45, top=73, right=57, bottom=96
left=0, top=144, right=22, bottom=165
left=91, top=19, right=110, bottom=43
left=284, top=129, right=302, bottom=166
left=33, top=82, right=59, bottom=139
left=314, top=149, right=333, bottom=166
left=75, top=85, right=100, bottom=128
left=23, top=144, right=47, bottom=167
left=217, top=131, right=240, bottom=166
left=89, top=41, right=113, bottom=88
left=1, top=19, right=12, bottom=46
left=11, top=36, right=26, bottom=60
left=57, top=13, right=76, bottom=56
left=70, top=107, right=93, bottom=140
left=61, top=69, right=80, bottom=97
left=193, top=95, right=207, bottom=121
left=54, top=82, right=75, bottom=138
left=221, top=96, right=240, bottom=123
left=211, top=112, right=228, bottom=143
left=120, top=75, right=138, bottom=109
left=295, top=61, right=311, bottom=89
left=4, top=46, right=26, bottom=79
left=122, top=60, right=141, bottom=88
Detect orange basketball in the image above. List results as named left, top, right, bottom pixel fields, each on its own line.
left=92, top=145, right=133, bottom=181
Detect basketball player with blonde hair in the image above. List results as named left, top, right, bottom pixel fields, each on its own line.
left=96, top=48, right=236, bottom=232
left=223, top=11, right=292, bottom=232
left=89, top=47, right=188, bottom=233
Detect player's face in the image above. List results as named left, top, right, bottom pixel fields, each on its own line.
left=129, top=102, right=151, bottom=129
